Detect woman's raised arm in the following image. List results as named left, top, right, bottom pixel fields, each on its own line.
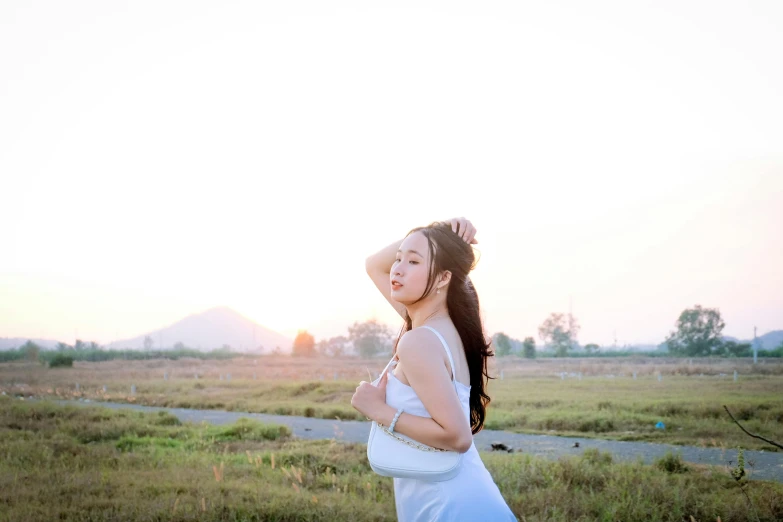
left=365, top=238, right=407, bottom=319
left=364, top=218, right=478, bottom=319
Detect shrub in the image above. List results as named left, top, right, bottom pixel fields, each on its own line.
left=582, top=448, right=613, bottom=466
left=116, top=436, right=183, bottom=452
left=655, top=451, right=689, bottom=473
left=151, top=411, right=181, bottom=426
left=214, top=418, right=291, bottom=441
left=49, top=354, right=74, bottom=368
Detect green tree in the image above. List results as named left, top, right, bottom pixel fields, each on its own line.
left=723, top=340, right=752, bottom=358
left=522, top=336, right=536, bottom=359
left=292, top=330, right=316, bottom=356
left=348, top=319, right=392, bottom=358
left=584, top=343, right=600, bottom=355
left=493, top=332, right=512, bottom=356
left=665, top=305, right=725, bottom=356
left=56, top=342, right=73, bottom=351
left=767, top=341, right=783, bottom=358
left=20, top=340, right=40, bottom=363
left=538, top=313, right=580, bottom=357
left=49, top=353, right=74, bottom=368
left=317, top=335, right=349, bottom=357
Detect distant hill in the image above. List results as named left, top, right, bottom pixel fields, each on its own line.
left=756, top=330, right=783, bottom=350
left=723, top=330, right=782, bottom=350
left=0, top=338, right=59, bottom=351
left=110, top=307, right=293, bottom=353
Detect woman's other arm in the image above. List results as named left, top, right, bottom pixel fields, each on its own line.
left=371, top=329, right=474, bottom=453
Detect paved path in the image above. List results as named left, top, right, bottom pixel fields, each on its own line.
left=52, top=399, right=783, bottom=483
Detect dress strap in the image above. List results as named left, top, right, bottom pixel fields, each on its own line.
left=373, top=326, right=458, bottom=389
left=420, top=325, right=457, bottom=384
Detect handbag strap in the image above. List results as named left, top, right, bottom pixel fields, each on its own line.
left=375, top=355, right=398, bottom=385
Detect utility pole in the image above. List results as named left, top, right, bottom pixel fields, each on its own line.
left=753, top=326, right=758, bottom=364
left=569, top=295, right=574, bottom=351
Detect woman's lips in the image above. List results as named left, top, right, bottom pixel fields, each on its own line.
left=391, top=281, right=403, bottom=290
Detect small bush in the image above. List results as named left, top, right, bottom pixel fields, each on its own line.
left=304, top=406, right=316, bottom=417
left=213, top=418, right=291, bottom=441
left=582, top=448, right=613, bottom=466
left=116, top=435, right=183, bottom=452
left=655, top=451, right=689, bottom=473
left=151, top=411, right=180, bottom=426
left=49, top=354, right=74, bottom=368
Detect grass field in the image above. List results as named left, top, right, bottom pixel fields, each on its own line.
left=3, top=356, right=781, bottom=451
left=2, top=395, right=782, bottom=521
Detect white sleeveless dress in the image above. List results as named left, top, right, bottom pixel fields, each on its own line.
left=382, top=326, right=517, bottom=522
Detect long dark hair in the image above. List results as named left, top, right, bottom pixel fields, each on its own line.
left=394, top=221, right=495, bottom=434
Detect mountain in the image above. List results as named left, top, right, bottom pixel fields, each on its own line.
left=0, top=338, right=59, bottom=351
left=723, top=330, right=782, bottom=350
left=110, top=307, right=293, bottom=353
left=756, top=330, right=783, bottom=350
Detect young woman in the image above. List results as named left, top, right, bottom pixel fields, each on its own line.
left=351, top=218, right=517, bottom=521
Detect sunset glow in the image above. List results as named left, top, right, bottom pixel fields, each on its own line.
left=1, top=2, right=781, bottom=348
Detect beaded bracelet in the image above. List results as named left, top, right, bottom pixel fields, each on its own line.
left=389, top=407, right=404, bottom=433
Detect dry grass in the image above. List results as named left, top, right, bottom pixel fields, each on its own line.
left=2, top=355, right=782, bottom=449
left=2, top=396, right=783, bottom=521
left=494, top=355, right=783, bottom=378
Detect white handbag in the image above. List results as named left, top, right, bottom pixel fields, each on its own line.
left=366, top=326, right=464, bottom=482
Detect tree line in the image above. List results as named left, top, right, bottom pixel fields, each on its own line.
left=293, top=305, right=783, bottom=359
left=0, top=340, right=241, bottom=364
left=3, top=305, right=781, bottom=364
left=491, top=305, right=783, bottom=358
left=290, top=319, right=395, bottom=357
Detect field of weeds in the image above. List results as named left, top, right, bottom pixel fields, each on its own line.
left=1, top=395, right=782, bottom=521
left=2, top=356, right=782, bottom=450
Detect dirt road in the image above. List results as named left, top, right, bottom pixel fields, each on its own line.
left=50, top=398, right=783, bottom=483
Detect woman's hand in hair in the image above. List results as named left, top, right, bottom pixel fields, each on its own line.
left=445, top=217, right=479, bottom=245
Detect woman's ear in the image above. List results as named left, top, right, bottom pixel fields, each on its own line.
left=437, top=270, right=452, bottom=291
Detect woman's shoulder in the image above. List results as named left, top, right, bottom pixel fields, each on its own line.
left=397, top=327, right=447, bottom=362
left=398, top=324, right=461, bottom=363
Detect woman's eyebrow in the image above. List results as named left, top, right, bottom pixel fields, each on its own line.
left=397, top=249, right=424, bottom=257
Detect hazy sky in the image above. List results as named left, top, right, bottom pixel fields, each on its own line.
left=1, top=1, right=781, bottom=347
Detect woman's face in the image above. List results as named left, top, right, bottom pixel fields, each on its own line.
left=390, top=231, right=433, bottom=305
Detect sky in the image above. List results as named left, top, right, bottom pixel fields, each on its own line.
left=1, top=1, right=781, bottom=348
